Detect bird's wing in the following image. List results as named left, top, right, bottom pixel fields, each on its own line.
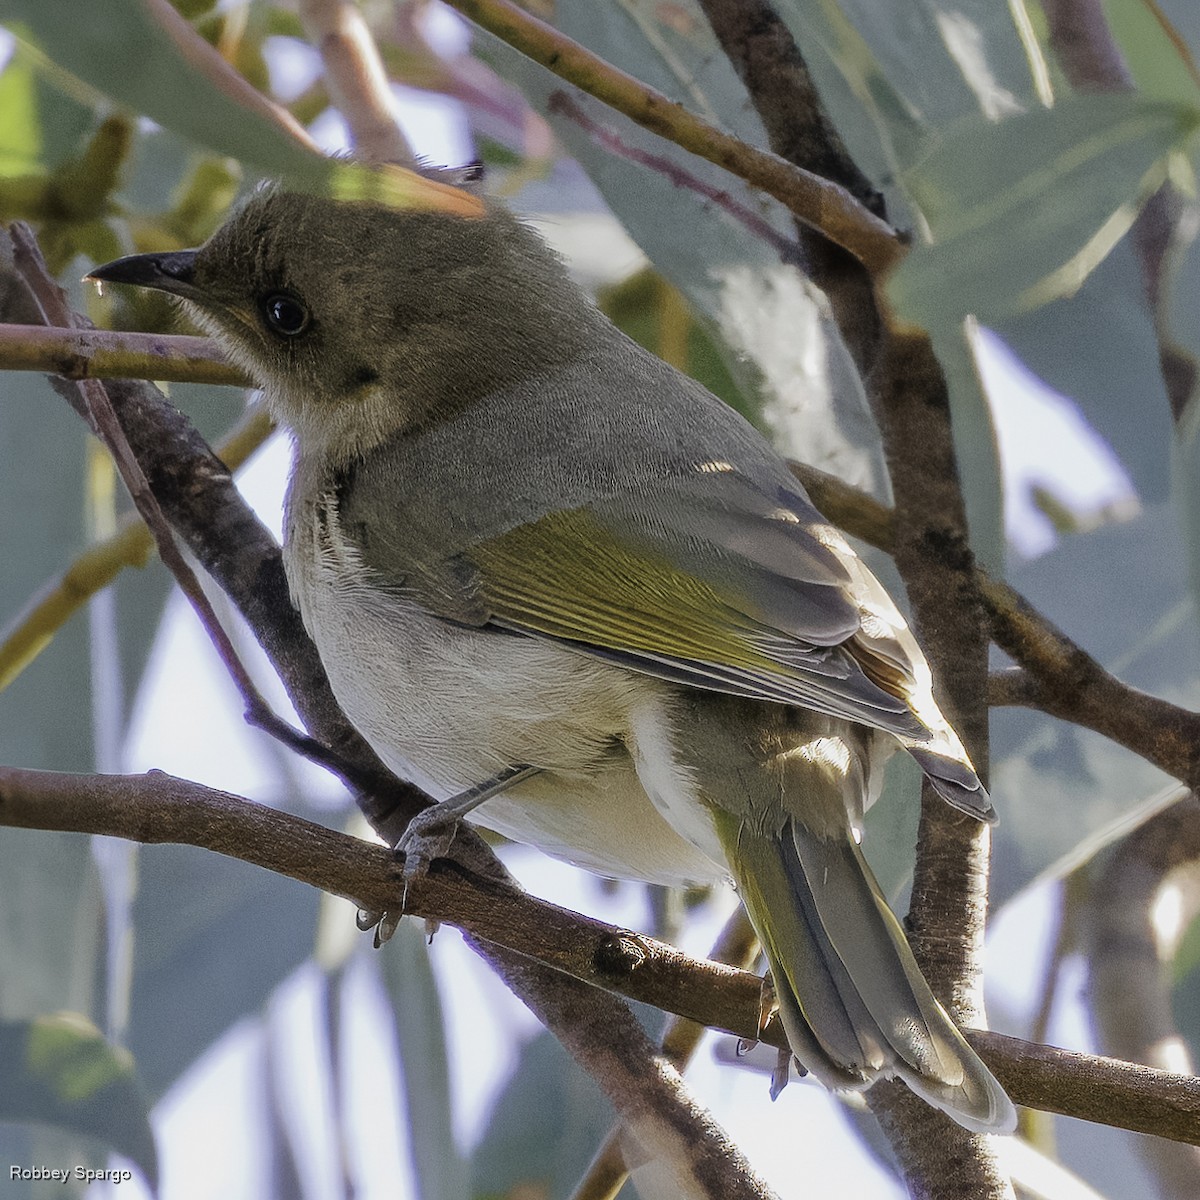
left=384, top=468, right=933, bottom=740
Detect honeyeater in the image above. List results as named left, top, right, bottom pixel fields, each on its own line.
left=90, top=179, right=1015, bottom=1134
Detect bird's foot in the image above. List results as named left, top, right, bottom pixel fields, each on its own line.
left=397, top=803, right=463, bottom=883
left=397, top=764, right=540, bottom=885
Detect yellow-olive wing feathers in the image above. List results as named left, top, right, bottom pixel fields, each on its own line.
left=337, top=460, right=990, bottom=819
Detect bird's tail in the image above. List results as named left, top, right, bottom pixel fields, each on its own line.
left=719, top=814, right=1016, bottom=1134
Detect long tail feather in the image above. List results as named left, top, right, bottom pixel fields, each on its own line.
left=720, top=816, right=1015, bottom=1134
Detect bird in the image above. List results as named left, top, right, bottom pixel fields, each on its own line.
left=89, top=177, right=1016, bottom=1134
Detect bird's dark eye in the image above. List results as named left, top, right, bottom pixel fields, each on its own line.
left=262, top=292, right=310, bottom=337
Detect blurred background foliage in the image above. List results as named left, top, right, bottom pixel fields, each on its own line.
left=3, top=0, right=1200, bottom=1197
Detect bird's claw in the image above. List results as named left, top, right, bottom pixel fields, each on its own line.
left=356, top=906, right=401, bottom=947
left=758, top=971, right=778, bottom=1035
left=397, top=805, right=463, bottom=882
left=769, top=1046, right=795, bottom=1101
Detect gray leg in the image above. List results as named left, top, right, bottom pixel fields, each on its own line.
left=364, top=764, right=542, bottom=947
left=398, top=763, right=541, bottom=879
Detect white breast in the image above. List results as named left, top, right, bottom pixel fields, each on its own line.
left=283, top=486, right=727, bottom=887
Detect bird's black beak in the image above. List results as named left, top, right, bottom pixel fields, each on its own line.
left=86, top=250, right=200, bottom=298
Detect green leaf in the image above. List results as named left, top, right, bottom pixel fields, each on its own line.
left=0, top=1013, right=157, bottom=1188
left=997, top=240, right=1173, bottom=504
left=939, top=325, right=1006, bottom=573
left=378, top=922, right=468, bottom=1200
left=1, top=0, right=323, bottom=184
left=558, top=0, right=769, bottom=143
left=0, top=48, right=41, bottom=172
left=889, top=94, right=1200, bottom=325
left=1104, top=0, right=1200, bottom=105
left=990, top=504, right=1200, bottom=906
left=126, top=843, right=320, bottom=1096
left=0, top=367, right=105, bottom=1025
left=771, top=0, right=928, bottom=179
left=1172, top=907, right=1200, bottom=986
left=470, top=1032, right=613, bottom=1200
left=778, top=0, right=1048, bottom=157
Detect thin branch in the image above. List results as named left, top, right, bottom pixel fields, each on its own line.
left=10, top=223, right=349, bottom=784
left=695, top=0, right=884, bottom=373
left=143, top=0, right=323, bottom=155
left=1084, top=794, right=1200, bottom=1197
left=439, top=0, right=904, bottom=276
left=298, top=0, right=416, bottom=164
left=0, top=323, right=250, bottom=387
left=788, top=459, right=1200, bottom=789
left=691, top=7, right=1000, bottom=1189
left=0, top=406, right=273, bottom=692
left=1042, top=0, right=1133, bottom=89
left=694, top=0, right=881, bottom=211
left=1, top=246, right=768, bottom=1200
left=868, top=333, right=1010, bottom=1197
left=569, top=908, right=760, bottom=1200
left=480, top=940, right=778, bottom=1200
left=987, top=667, right=1039, bottom=708
left=4, top=763, right=1200, bottom=1148
left=976, top=573, right=1200, bottom=787
left=6, top=307, right=1197, bottom=807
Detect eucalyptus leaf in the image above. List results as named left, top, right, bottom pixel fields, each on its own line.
left=990, top=505, right=1200, bottom=906
left=1172, top=906, right=1200, bottom=987
left=557, top=0, right=770, bottom=144
left=815, top=0, right=1039, bottom=127
left=1103, top=0, right=1200, bottom=105
left=0, top=1013, right=157, bottom=1189
left=771, top=0, right=1047, bottom=202
left=378, top=921, right=468, bottom=1200
left=1175, top=958, right=1200, bottom=1075
left=0, top=46, right=40, bottom=172
left=1, top=0, right=323, bottom=184
left=469, top=1031, right=613, bottom=1200
left=889, top=94, right=1200, bottom=326
left=1153, top=0, right=1200, bottom=92
left=0, top=370, right=102, bottom=1024
left=1174, top=383, right=1200, bottom=614
left=126, top=843, right=319, bottom=1096
left=770, top=0, right=928, bottom=182
left=997, top=240, right=1172, bottom=505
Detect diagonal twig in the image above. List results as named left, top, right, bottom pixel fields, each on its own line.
left=568, top=907, right=760, bottom=1200
left=143, top=0, right=323, bottom=154
left=440, top=0, right=904, bottom=275
left=8, top=222, right=359, bottom=788
left=0, top=406, right=273, bottom=692
left=298, top=0, right=416, bottom=164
